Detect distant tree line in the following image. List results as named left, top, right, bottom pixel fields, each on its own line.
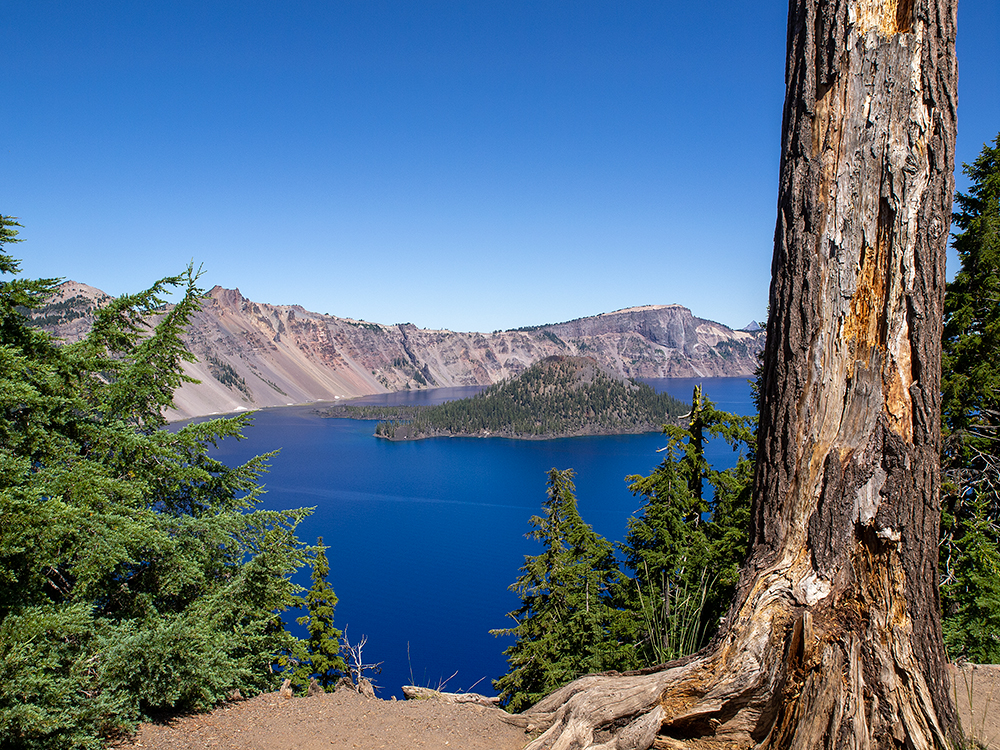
left=206, top=355, right=253, bottom=400
left=16, top=294, right=96, bottom=328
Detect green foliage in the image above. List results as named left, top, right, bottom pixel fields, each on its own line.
left=289, top=538, right=347, bottom=691
left=18, top=293, right=101, bottom=329
left=628, top=563, right=713, bottom=666
left=364, top=356, right=687, bottom=439
left=386, top=355, right=431, bottom=386
left=0, top=217, right=311, bottom=747
left=940, top=133, right=1000, bottom=663
left=942, top=133, right=1000, bottom=443
left=491, top=469, right=628, bottom=711
left=345, top=319, right=382, bottom=333
left=540, top=330, right=567, bottom=348
left=491, top=388, right=756, bottom=708
left=618, top=387, right=753, bottom=666
left=940, top=486, right=1000, bottom=663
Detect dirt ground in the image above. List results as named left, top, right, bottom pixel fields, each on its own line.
left=952, top=663, right=1000, bottom=749
left=117, top=665, right=1000, bottom=750
left=117, top=688, right=531, bottom=750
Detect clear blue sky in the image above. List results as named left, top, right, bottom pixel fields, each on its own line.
left=3, top=1, right=997, bottom=333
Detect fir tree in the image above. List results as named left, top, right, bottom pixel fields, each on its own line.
left=940, top=132, right=1000, bottom=663
left=619, top=388, right=753, bottom=665
left=492, top=469, right=626, bottom=711
left=291, top=537, right=347, bottom=690
left=0, top=217, right=311, bottom=748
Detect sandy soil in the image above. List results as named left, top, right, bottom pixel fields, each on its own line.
left=117, top=688, right=531, bottom=750
left=952, top=663, right=1000, bottom=749
left=116, top=665, right=1000, bottom=750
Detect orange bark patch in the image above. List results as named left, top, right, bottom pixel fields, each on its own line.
left=658, top=686, right=705, bottom=721
left=843, top=198, right=893, bottom=373
left=854, top=0, right=914, bottom=36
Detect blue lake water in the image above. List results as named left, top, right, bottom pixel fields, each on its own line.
left=209, top=376, right=755, bottom=698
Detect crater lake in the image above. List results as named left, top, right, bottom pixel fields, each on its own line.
left=208, top=376, right=755, bottom=699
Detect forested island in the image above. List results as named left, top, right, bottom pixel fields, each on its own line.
left=319, top=355, right=687, bottom=439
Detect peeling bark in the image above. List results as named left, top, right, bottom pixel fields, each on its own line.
left=511, top=1, right=958, bottom=748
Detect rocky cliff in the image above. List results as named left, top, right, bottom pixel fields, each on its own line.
left=32, top=283, right=763, bottom=420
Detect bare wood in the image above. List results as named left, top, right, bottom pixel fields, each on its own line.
left=401, top=685, right=500, bottom=706
left=510, top=1, right=959, bottom=748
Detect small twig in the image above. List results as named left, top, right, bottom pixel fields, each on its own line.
left=436, top=670, right=459, bottom=692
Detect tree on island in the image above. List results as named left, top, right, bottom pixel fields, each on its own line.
left=505, top=1, right=961, bottom=747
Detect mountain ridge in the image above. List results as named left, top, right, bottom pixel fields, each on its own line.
left=30, top=282, right=764, bottom=421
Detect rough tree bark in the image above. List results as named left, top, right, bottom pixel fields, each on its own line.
left=507, top=1, right=959, bottom=748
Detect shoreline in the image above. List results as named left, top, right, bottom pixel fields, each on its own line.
left=372, top=424, right=668, bottom=442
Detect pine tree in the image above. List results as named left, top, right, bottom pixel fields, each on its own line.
left=620, top=452, right=710, bottom=666
left=292, top=537, right=347, bottom=690
left=0, top=217, right=311, bottom=748
left=491, top=469, right=625, bottom=711
left=940, top=132, right=1000, bottom=663
left=619, top=388, right=753, bottom=665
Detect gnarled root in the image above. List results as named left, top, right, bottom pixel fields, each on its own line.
left=508, top=584, right=954, bottom=750
left=519, top=667, right=687, bottom=750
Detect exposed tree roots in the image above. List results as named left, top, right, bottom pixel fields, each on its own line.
left=496, top=564, right=951, bottom=750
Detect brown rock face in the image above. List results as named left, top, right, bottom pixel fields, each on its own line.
left=32, top=285, right=763, bottom=420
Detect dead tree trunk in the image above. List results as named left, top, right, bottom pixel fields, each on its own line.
left=512, top=1, right=959, bottom=748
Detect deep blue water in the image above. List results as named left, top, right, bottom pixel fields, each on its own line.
left=209, top=376, right=754, bottom=698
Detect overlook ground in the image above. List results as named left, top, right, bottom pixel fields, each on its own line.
left=115, top=664, right=998, bottom=750
left=116, top=687, right=529, bottom=750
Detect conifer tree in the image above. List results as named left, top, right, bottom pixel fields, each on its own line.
left=940, top=132, right=1000, bottom=662
left=292, top=537, right=347, bottom=690
left=491, top=469, right=625, bottom=711
left=619, top=388, right=753, bottom=665
left=0, top=217, right=310, bottom=748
